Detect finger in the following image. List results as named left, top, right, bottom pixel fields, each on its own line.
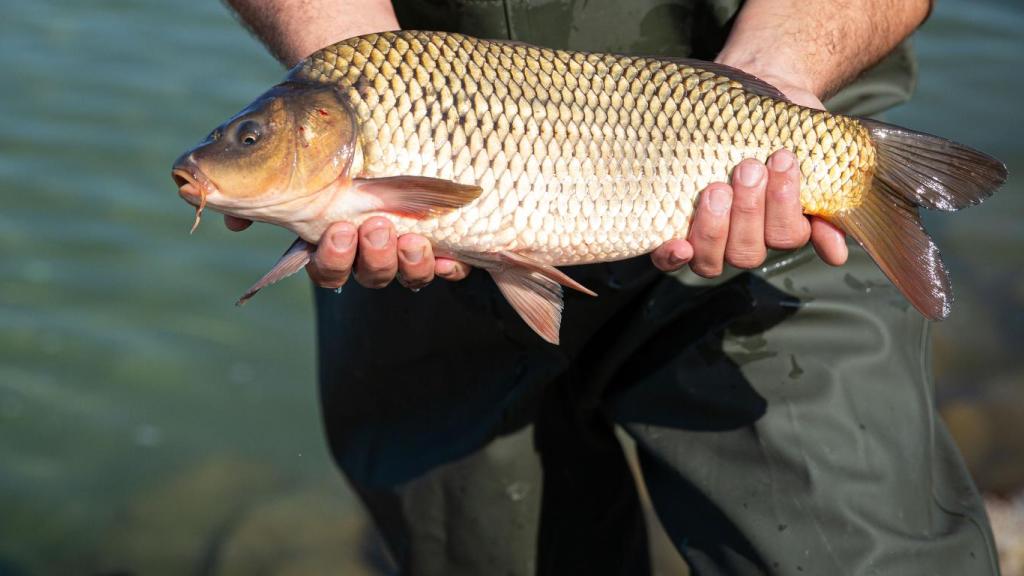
left=306, top=222, right=357, bottom=288
left=224, top=214, right=252, bottom=232
left=810, top=217, right=848, bottom=266
left=650, top=238, right=694, bottom=272
left=763, top=150, right=811, bottom=250
left=688, top=182, right=732, bottom=278
left=354, top=217, right=398, bottom=289
left=396, top=234, right=435, bottom=290
left=724, top=159, right=768, bottom=269
left=435, top=257, right=472, bottom=281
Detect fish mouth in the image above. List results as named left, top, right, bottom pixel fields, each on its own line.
left=171, top=155, right=218, bottom=233
left=172, top=158, right=217, bottom=207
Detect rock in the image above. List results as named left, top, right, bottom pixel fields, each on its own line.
left=941, top=373, right=1024, bottom=494
left=92, top=455, right=286, bottom=575
left=986, top=493, right=1024, bottom=576
left=80, top=455, right=388, bottom=576
left=941, top=399, right=994, bottom=473
left=212, top=489, right=392, bottom=576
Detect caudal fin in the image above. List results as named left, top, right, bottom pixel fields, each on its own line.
left=829, top=118, right=1007, bottom=320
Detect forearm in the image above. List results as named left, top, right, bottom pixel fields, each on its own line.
left=225, top=0, right=400, bottom=67
left=716, top=0, right=931, bottom=99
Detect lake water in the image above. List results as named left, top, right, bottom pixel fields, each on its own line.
left=1, top=1, right=1021, bottom=574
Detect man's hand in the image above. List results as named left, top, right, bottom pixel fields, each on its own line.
left=650, top=149, right=847, bottom=276
left=224, top=214, right=471, bottom=290
left=650, top=83, right=848, bottom=276
left=649, top=0, right=930, bottom=276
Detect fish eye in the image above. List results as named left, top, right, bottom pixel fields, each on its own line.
left=235, top=120, right=262, bottom=146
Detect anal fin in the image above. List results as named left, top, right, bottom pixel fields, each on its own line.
left=458, top=250, right=596, bottom=344
left=489, top=267, right=565, bottom=345
left=497, top=251, right=597, bottom=297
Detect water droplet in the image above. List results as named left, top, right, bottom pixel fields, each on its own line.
left=505, top=481, right=529, bottom=502
left=644, top=298, right=657, bottom=318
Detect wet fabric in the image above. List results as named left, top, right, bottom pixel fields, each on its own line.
left=313, top=1, right=998, bottom=574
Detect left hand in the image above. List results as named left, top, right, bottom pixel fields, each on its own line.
left=649, top=79, right=848, bottom=276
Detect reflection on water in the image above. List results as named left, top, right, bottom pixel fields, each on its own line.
left=0, top=0, right=1021, bottom=573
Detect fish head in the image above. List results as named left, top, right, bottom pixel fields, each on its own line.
left=171, top=81, right=358, bottom=231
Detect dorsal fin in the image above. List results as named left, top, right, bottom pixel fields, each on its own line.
left=663, top=58, right=791, bottom=102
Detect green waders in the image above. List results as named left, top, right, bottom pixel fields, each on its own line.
left=314, top=1, right=1000, bottom=574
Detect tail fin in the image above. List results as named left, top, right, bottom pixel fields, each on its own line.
left=829, top=118, right=1007, bottom=320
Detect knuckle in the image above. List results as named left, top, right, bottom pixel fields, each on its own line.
left=690, top=260, right=723, bottom=278
left=732, top=197, right=764, bottom=216
left=764, top=226, right=802, bottom=249
left=697, top=226, right=727, bottom=244
left=355, top=272, right=392, bottom=289
left=318, top=255, right=352, bottom=274
left=727, top=247, right=767, bottom=269
left=769, top=171, right=797, bottom=190
left=311, top=267, right=349, bottom=289
left=766, top=234, right=804, bottom=251
left=652, top=256, right=676, bottom=272
left=443, top=267, right=469, bottom=281
left=401, top=268, right=433, bottom=285
left=401, top=278, right=431, bottom=291
left=360, top=259, right=395, bottom=275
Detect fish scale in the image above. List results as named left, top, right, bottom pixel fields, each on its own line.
left=292, top=30, right=874, bottom=265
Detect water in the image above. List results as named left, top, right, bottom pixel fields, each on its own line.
left=0, top=1, right=1021, bottom=574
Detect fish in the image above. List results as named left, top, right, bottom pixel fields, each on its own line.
left=171, top=30, right=1007, bottom=344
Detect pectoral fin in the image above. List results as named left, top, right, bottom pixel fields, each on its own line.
left=236, top=237, right=314, bottom=306
left=353, top=176, right=482, bottom=219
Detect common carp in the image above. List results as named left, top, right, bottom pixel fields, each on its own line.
left=172, top=31, right=1007, bottom=344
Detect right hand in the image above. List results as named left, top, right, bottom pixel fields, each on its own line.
left=224, top=215, right=471, bottom=291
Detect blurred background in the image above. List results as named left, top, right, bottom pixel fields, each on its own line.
left=0, top=0, right=1021, bottom=574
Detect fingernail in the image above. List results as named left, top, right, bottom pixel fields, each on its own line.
left=436, top=260, right=454, bottom=276
left=668, top=250, right=689, bottom=267
left=401, top=245, right=424, bottom=264
left=366, top=227, right=389, bottom=248
left=738, top=161, right=764, bottom=187
left=331, top=228, right=355, bottom=251
left=708, top=186, right=731, bottom=215
left=768, top=151, right=794, bottom=172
